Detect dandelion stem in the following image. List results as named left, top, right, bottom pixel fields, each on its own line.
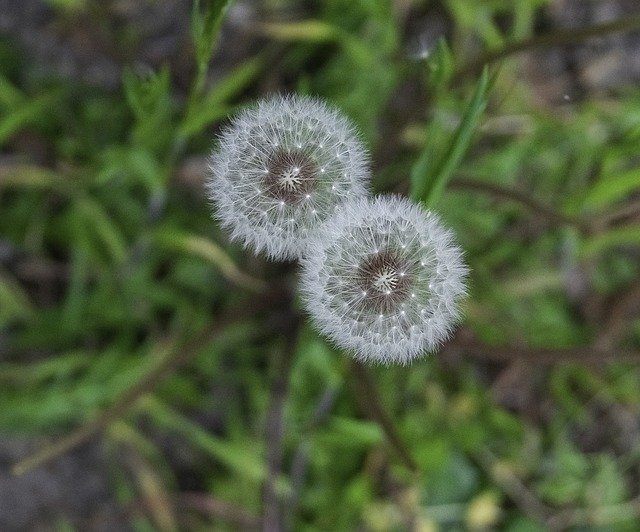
left=350, top=361, right=418, bottom=473
left=263, top=307, right=301, bottom=531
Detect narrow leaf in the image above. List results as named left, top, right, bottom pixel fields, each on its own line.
left=154, top=230, right=265, bottom=292
left=76, top=198, right=127, bottom=263
left=0, top=165, right=62, bottom=189
left=142, top=397, right=266, bottom=482
left=581, top=225, right=640, bottom=258
left=411, top=67, right=491, bottom=208
left=0, top=90, right=63, bottom=145
left=0, top=272, right=33, bottom=326
left=582, top=166, right=640, bottom=211
left=191, top=0, right=233, bottom=69
left=180, top=56, right=264, bottom=138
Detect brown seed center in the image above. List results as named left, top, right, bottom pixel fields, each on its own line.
left=264, top=149, right=317, bottom=203
left=356, top=251, right=412, bottom=313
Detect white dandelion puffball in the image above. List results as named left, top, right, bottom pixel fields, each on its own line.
left=207, top=95, right=370, bottom=260
left=300, top=195, right=468, bottom=364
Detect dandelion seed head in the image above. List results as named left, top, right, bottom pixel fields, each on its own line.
left=300, top=195, right=468, bottom=364
left=207, top=95, right=370, bottom=260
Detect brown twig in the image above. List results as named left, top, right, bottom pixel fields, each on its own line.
left=447, top=333, right=640, bottom=365
left=350, top=361, right=418, bottom=473
left=473, top=448, right=552, bottom=527
left=592, top=199, right=640, bottom=230
left=449, top=178, right=588, bottom=232
left=180, top=492, right=261, bottom=529
left=547, top=495, right=640, bottom=530
left=11, top=288, right=289, bottom=476
left=595, top=282, right=640, bottom=351
left=455, top=14, right=640, bottom=82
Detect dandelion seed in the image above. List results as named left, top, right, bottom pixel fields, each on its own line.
left=207, top=95, right=370, bottom=260
left=300, top=195, right=468, bottom=364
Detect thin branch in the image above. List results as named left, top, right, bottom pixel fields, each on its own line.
left=350, top=361, right=418, bottom=473
left=456, top=14, right=640, bottom=81
left=595, top=282, right=640, bottom=351
left=449, top=177, right=588, bottom=232
left=11, top=288, right=289, bottom=476
left=473, top=448, right=551, bottom=526
left=475, top=449, right=640, bottom=531
left=447, top=334, right=640, bottom=365
left=592, top=199, right=640, bottom=229
left=180, top=492, right=261, bottom=529
left=548, top=495, right=640, bottom=530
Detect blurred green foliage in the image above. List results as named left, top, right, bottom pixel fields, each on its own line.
left=1, top=0, right=640, bottom=530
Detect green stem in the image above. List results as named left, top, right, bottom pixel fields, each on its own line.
left=263, top=310, right=301, bottom=531
left=350, top=361, right=418, bottom=473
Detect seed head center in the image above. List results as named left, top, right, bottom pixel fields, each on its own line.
left=372, top=268, right=399, bottom=293
left=279, top=167, right=302, bottom=190
left=355, top=250, right=414, bottom=314
left=264, top=149, right=317, bottom=202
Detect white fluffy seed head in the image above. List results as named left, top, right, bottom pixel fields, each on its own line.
left=206, top=95, right=370, bottom=261
left=300, top=195, right=468, bottom=365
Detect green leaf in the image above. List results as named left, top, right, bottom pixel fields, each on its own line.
left=122, top=67, right=174, bottom=154
left=180, top=56, right=264, bottom=138
left=260, top=21, right=372, bottom=66
left=0, top=89, right=63, bottom=145
left=411, top=67, right=491, bottom=208
left=582, top=166, right=640, bottom=211
left=325, top=417, right=384, bottom=447
left=76, top=198, right=127, bottom=263
left=123, top=67, right=171, bottom=120
left=0, top=164, right=62, bottom=189
left=153, top=229, right=265, bottom=291
left=43, top=0, right=86, bottom=11
left=0, top=350, right=91, bottom=384
left=581, top=225, right=640, bottom=258
left=260, top=20, right=339, bottom=42
left=191, top=0, right=233, bottom=71
left=142, top=397, right=266, bottom=482
left=61, top=244, right=91, bottom=329
left=0, top=74, right=23, bottom=108
left=589, top=454, right=627, bottom=506
left=0, top=271, right=33, bottom=326
left=426, top=38, right=455, bottom=91
left=97, top=146, right=163, bottom=191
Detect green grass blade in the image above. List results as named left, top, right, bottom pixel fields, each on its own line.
left=0, top=164, right=62, bottom=189
left=582, top=166, right=640, bottom=211
left=141, top=396, right=266, bottom=482
left=0, top=271, right=33, bottom=326
left=153, top=230, right=266, bottom=292
left=411, top=67, right=491, bottom=208
left=0, top=350, right=91, bottom=385
left=581, top=225, right=640, bottom=258
left=191, top=0, right=234, bottom=73
left=180, top=56, right=264, bottom=138
left=76, top=198, right=127, bottom=263
left=0, top=90, right=63, bottom=146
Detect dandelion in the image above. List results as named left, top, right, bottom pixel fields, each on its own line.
left=207, top=95, right=370, bottom=260
left=300, top=195, right=467, bottom=364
